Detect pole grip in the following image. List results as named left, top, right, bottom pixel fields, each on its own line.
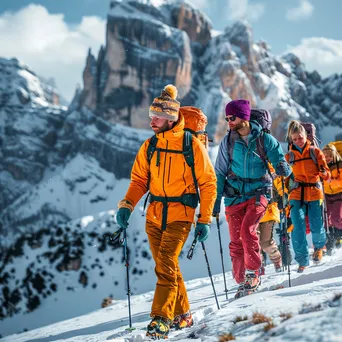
left=187, top=234, right=199, bottom=260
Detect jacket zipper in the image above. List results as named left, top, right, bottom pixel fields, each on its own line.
left=167, top=156, right=172, bottom=183
left=182, top=162, right=186, bottom=185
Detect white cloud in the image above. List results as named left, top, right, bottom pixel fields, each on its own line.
left=0, top=4, right=106, bottom=102
left=288, top=37, right=342, bottom=77
left=228, top=0, right=265, bottom=22
left=286, top=0, right=314, bottom=21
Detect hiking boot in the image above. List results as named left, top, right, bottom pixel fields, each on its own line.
left=313, top=248, right=323, bottom=264
left=322, top=246, right=327, bottom=256
left=234, top=283, right=246, bottom=299
left=146, top=316, right=170, bottom=339
left=297, top=265, right=306, bottom=273
left=244, top=270, right=261, bottom=293
left=274, top=260, right=283, bottom=273
left=171, top=311, right=193, bottom=330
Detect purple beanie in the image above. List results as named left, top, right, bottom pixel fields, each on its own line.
left=225, top=99, right=251, bottom=121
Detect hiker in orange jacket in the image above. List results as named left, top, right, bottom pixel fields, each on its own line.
left=116, top=85, right=217, bottom=339
left=322, top=143, right=342, bottom=253
left=285, top=120, right=331, bottom=273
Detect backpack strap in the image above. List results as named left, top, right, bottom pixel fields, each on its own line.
left=226, top=130, right=237, bottom=165
left=143, top=135, right=158, bottom=215
left=309, top=146, right=318, bottom=165
left=288, top=146, right=318, bottom=166
left=256, top=132, right=273, bottom=180
left=184, top=127, right=206, bottom=136
left=183, top=131, right=201, bottom=207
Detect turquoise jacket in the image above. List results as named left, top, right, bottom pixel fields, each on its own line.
left=214, top=121, right=291, bottom=208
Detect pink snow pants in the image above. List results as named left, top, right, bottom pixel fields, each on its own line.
left=225, top=196, right=268, bottom=284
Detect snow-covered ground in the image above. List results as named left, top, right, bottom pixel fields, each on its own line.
left=3, top=248, right=342, bottom=342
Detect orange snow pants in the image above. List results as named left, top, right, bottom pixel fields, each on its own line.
left=146, top=220, right=192, bottom=321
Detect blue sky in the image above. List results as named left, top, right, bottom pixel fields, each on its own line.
left=0, top=0, right=341, bottom=100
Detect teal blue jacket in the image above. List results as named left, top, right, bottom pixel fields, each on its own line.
left=214, top=121, right=291, bottom=209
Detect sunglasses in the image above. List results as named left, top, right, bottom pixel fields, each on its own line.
left=225, top=115, right=237, bottom=122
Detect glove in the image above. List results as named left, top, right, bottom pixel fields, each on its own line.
left=212, top=199, right=221, bottom=216
left=319, top=166, right=326, bottom=176
left=276, top=161, right=291, bottom=177
left=116, top=208, right=131, bottom=229
left=195, top=223, right=210, bottom=242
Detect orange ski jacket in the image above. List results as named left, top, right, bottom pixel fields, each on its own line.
left=123, top=112, right=217, bottom=227
left=323, top=161, right=342, bottom=195
left=285, top=143, right=330, bottom=202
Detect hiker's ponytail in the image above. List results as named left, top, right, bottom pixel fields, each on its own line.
left=323, top=144, right=342, bottom=163
left=286, top=120, right=306, bottom=143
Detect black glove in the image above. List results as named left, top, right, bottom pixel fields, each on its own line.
left=213, top=199, right=221, bottom=216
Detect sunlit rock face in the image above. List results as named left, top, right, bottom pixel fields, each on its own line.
left=77, top=1, right=340, bottom=143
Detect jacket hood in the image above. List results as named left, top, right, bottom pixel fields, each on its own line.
left=249, top=120, right=263, bottom=138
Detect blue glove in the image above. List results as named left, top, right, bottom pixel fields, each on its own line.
left=276, top=161, right=291, bottom=177
left=195, top=223, right=210, bottom=242
left=116, top=208, right=131, bottom=229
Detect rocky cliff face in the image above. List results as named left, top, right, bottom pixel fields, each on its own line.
left=77, top=0, right=341, bottom=142
left=0, top=57, right=149, bottom=244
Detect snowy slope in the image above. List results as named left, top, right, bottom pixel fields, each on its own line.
left=0, top=187, right=231, bottom=337
left=2, top=249, right=341, bottom=341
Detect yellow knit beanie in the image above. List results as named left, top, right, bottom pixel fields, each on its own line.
left=149, top=84, right=180, bottom=122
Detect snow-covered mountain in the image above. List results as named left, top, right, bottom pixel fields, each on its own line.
left=1, top=249, right=342, bottom=341
left=78, top=0, right=341, bottom=143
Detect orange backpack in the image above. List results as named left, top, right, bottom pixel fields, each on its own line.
left=329, top=141, right=342, bottom=157
left=180, top=106, right=209, bottom=149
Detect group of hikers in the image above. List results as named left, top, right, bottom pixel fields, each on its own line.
left=115, top=84, right=342, bottom=339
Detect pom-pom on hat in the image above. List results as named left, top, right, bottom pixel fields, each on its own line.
left=149, top=84, right=180, bottom=122
left=225, top=99, right=251, bottom=121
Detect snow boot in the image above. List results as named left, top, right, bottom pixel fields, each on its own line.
left=313, top=248, right=323, bottom=264
left=244, top=270, right=261, bottom=295
left=146, top=316, right=170, bottom=339
left=171, top=311, right=193, bottom=330
left=235, top=270, right=261, bottom=298
left=234, top=283, right=246, bottom=299
left=297, top=265, right=306, bottom=273
left=274, top=260, right=283, bottom=273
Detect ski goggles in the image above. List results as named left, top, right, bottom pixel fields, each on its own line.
left=225, top=115, right=237, bottom=122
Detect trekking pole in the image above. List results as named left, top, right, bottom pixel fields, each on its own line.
left=281, top=178, right=291, bottom=287
left=216, top=215, right=228, bottom=300
left=320, top=169, right=330, bottom=235
left=122, top=229, right=133, bottom=329
left=112, top=227, right=124, bottom=243
left=113, top=227, right=134, bottom=329
left=187, top=234, right=199, bottom=260
left=187, top=233, right=220, bottom=309
left=322, top=191, right=330, bottom=236
left=201, top=241, right=220, bottom=310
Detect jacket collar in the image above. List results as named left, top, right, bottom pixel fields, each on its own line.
left=229, top=121, right=261, bottom=140
left=290, top=141, right=309, bottom=154
left=249, top=121, right=262, bottom=138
